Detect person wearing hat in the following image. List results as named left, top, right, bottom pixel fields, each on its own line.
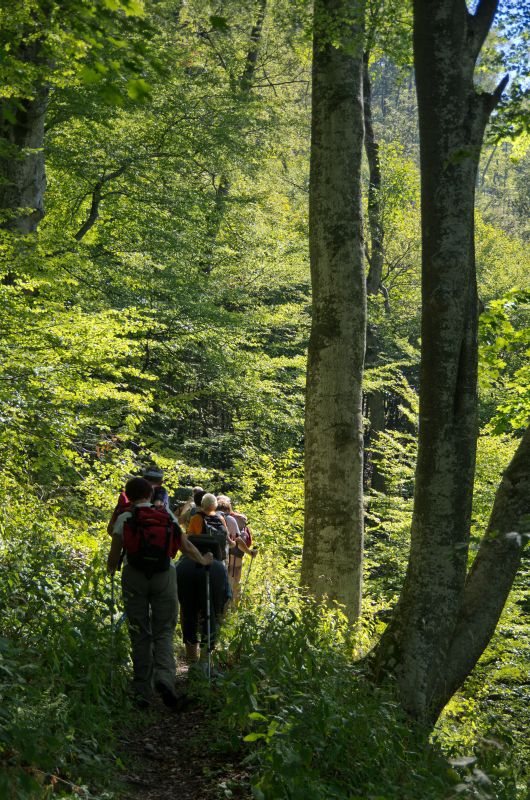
left=143, top=467, right=169, bottom=511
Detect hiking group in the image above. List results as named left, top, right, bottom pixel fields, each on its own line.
left=106, top=469, right=257, bottom=710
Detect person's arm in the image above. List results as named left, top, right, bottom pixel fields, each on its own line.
left=177, top=500, right=193, bottom=530
left=107, top=534, right=123, bottom=574
left=235, top=536, right=257, bottom=557
left=180, top=532, right=213, bottom=566
left=107, top=505, right=120, bottom=536
left=224, top=514, right=239, bottom=548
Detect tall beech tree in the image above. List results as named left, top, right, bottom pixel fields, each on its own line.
left=0, top=0, right=145, bottom=241
left=301, top=0, right=366, bottom=621
left=362, top=0, right=413, bottom=493
left=372, top=0, right=530, bottom=722
left=199, top=0, right=268, bottom=276
left=0, top=46, right=47, bottom=235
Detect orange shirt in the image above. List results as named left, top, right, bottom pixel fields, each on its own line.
left=187, top=512, right=204, bottom=535
left=187, top=511, right=228, bottom=535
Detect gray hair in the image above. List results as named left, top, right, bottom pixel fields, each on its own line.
left=216, top=494, right=232, bottom=512
left=201, top=493, right=218, bottom=512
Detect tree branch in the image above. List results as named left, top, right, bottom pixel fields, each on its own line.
left=240, top=0, right=267, bottom=93
left=489, top=72, right=509, bottom=110
left=74, top=162, right=130, bottom=241
left=467, top=0, right=499, bottom=62
left=74, top=181, right=103, bottom=241
left=432, top=424, right=530, bottom=715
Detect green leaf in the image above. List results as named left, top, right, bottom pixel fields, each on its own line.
left=210, top=15, right=229, bottom=32
left=243, top=732, right=265, bottom=742
left=79, top=66, right=101, bottom=85
left=126, top=78, right=151, bottom=101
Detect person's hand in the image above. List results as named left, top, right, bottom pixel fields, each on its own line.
left=250, top=548, right=258, bottom=558
left=202, top=552, right=214, bottom=567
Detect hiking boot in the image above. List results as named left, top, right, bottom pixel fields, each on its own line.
left=155, top=681, right=180, bottom=710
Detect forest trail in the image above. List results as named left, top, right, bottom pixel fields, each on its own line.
left=117, top=660, right=250, bottom=800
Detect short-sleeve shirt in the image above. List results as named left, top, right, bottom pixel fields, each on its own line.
left=223, top=513, right=239, bottom=542
left=187, top=511, right=227, bottom=536
left=187, top=511, right=230, bottom=559
left=113, top=502, right=180, bottom=566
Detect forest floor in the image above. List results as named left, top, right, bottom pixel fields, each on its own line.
left=116, top=659, right=251, bottom=800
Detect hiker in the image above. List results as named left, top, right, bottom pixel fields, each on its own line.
left=176, top=493, right=230, bottom=666
left=107, top=477, right=213, bottom=709
left=107, top=486, right=128, bottom=536
left=143, top=466, right=170, bottom=510
left=216, top=495, right=240, bottom=550
left=187, top=492, right=232, bottom=557
left=178, top=486, right=205, bottom=531
left=219, top=496, right=257, bottom=604
left=105, top=466, right=169, bottom=535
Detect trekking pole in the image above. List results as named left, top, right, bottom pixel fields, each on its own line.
left=241, top=548, right=257, bottom=599
left=205, top=565, right=211, bottom=683
left=110, top=572, right=115, bottom=687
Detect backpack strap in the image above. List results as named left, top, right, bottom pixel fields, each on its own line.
left=128, top=506, right=141, bottom=544
left=165, top=515, right=172, bottom=556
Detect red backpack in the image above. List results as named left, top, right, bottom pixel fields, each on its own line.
left=107, top=490, right=129, bottom=536
left=123, top=506, right=181, bottom=575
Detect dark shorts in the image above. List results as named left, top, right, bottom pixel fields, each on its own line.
left=176, top=557, right=228, bottom=647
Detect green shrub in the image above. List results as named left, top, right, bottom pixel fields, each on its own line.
left=200, top=563, right=528, bottom=800
left=212, top=589, right=450, bottom=800
left=0, top=509, right=130, bottom=799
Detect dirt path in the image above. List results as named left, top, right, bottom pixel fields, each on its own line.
left=116, top=662, right=251, bottom=800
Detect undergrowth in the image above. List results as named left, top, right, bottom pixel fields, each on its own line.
left=0, top=506, right=130, bottom=799
left=1, top=444, right=528, bottom=800
left=207, top=551, right=525, bottom=800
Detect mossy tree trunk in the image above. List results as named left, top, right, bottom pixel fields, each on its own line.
left=302, top=0, right=366, bottom=622
left=0, top=43, right=48, bottom=235
left=371, top=0, right=527, bottom=723
left=363, top=51, right=388, bottom=494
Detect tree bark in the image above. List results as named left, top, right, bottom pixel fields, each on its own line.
left=240, top=0, right=268, bottom=94
left=371, top=0, right=509, bottom=720
left=0, top=37, right=48, bottom=287
left=0, top=86, right=48, bottom=235
left=200, top=0, right=267, bottom=275
left=363, top=53, right=383, bottom=297
left=363, top=52, right=387, bottom=493
left=302, top=0, right=366, bottom=621
left=430, top=424, right=530, bottom=716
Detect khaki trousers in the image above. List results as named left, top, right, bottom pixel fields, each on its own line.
left=121, top=563, right=178, bottom=700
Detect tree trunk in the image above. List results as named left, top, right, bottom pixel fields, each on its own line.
left=0, top=85, right=48, bottom=235
left=363, top=52, right=387, bottom=494
left=200, top=0, right=267, bottom=275
left=371, top=0, right=510, bottom=720
left=302, top=0, right=366, bottom=622
left=430, top=424, right=530, bottom=717
left=363, top=54, right=383, bottom=297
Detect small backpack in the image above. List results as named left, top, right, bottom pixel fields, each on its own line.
left=187, top=512, right=227, bottom=561
left=122, top=506, right=181, bottom=575
left=152, top=485, right=169, bottom=509
left=232, top=511, right=252, bottom=549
